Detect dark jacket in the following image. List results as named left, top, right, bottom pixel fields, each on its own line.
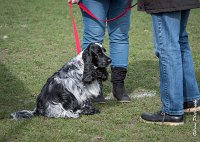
left=138, top=0, right=200, bottom=14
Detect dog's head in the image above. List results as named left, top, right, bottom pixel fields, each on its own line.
left=82, top=43, right=111, bottom=83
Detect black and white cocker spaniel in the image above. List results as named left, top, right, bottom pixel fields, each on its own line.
left=11, top=43, right=111, bottom=120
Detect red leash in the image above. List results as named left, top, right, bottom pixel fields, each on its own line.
left=78, top=1, right=137, bottom=22
left=68, top=1, right=137, bottom=54
left=68, top=3, right=82, bottom=54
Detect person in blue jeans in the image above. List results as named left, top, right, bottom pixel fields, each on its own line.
left=138, top=0, right=200, bottom=125
left=68, top=0, right=132, bottom=103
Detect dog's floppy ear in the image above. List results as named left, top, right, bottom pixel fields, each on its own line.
left=82, top=44, right=97, bottom=83
left=96, top=67, right=109, bottom=81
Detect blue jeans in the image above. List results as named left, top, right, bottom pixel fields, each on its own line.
left=152, top=10, right=200, bottom=115
left=80, top=0, right=132, bottom=68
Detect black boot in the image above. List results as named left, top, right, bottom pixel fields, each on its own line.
left=111, top=67, right=131, bottom=102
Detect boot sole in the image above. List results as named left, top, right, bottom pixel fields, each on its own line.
left=114, top=97, right=131, bottom=103
left=92, top=100, right=106, bottom=104
left=95, top=101, right=106, bottom=104
left=118, top=100, right=131, bottom=103
left=140, top=117, right=184, bottom=126
left=184, top=106, right=200, bottom=113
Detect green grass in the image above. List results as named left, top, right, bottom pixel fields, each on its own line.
left=0, top=0, right=200, bottom=141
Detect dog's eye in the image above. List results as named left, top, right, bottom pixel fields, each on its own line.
left=98, top=52, right=103, bottom=56
left=95, top=55, right=98, bottom=58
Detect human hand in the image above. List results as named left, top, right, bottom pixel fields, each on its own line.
left=68, top=0, right=80, bottom=4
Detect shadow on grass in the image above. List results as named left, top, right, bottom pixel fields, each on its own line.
left=1, top=58, right=154, bottom=118
left=100, top=59, right=159, bottom=103
left=96, top=59, right=160, bottom=110
left=0, top=62, right=33, bottom=119
left=0, top=62, right=35, bottom=141
left=195, top=70, right=200, bottom=86
left=0, top=120, right=32, bottom=142
left=127, top=59, right=159, bottom=93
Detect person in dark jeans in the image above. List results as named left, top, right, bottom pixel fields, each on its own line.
left=138, top=0, right=200, bottom=125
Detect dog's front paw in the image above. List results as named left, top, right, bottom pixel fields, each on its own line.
left=81, top=108, right=101, bottom=115
left=93, top=108, right=100, bottom=114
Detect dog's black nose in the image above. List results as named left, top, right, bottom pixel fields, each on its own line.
left=107, top=58, right=112, bottom=64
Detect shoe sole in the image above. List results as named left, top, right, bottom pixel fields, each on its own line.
left=118, top=100, right=131, bottom=103
left=184, top=106, right=200, bottom=113
left=96, top=102, right=106, bottom=104
left=92, top=101, right=106, bottom=104
left=140, top=117, right=184, bottom=126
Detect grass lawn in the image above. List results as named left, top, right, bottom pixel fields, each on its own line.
left=0, top=0, right=200, bottom=141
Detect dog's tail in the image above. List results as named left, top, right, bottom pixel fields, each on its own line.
left=11, top=108, right=37, bottom=120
